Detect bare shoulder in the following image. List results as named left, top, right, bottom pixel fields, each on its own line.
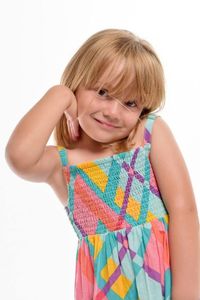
left=150, top=116, right=196, bottom=214
left=150, top=116, right=181, bottom=162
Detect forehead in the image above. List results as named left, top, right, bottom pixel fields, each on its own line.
left=97, top=62, right=137, bottom=98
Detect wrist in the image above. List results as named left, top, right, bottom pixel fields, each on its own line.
left=50, top=84, right=74, bottom=109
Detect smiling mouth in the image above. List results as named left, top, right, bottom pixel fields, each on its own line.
left=94, top=118, right=118, bottom=128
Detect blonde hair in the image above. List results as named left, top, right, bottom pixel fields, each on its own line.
left=54, top=28, right=165, bottom=153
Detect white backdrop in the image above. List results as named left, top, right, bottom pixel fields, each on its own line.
left=1, top=0, right=200, bottom=299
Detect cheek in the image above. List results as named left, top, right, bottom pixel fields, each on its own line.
left=77, top=102, right=95, bottom=128
left=77, top=102, right=84, bottom=118
left=77, top=96, right=96, bottom=118
left=125, top=114, right=140, bottom=129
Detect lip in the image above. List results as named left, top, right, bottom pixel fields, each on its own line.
left=94, top=118, right=118, bottom=128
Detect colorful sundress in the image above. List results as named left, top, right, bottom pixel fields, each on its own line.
left=57, top=113, right=172, bottom=299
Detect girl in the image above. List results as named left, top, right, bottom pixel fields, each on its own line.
left=5, top=29, right=199, bottom=300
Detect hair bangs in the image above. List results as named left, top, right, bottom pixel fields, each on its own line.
left=82, top=53, right=140, bottom=102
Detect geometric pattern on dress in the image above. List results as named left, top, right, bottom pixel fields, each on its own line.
left=57, top=113, right=172, bottom=299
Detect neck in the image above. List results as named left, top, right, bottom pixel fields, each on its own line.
left=75, top=130, right=112, bottom=153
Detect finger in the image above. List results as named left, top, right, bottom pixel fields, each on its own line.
left=67, top=119, right=74, bottom=140
left=67, top=119, right=79, bottom=141
left=70, top=120, right=79, bottom=138
left=72, top=119, right=80, bottom=136
left=67, top=116, right=79, bottom=137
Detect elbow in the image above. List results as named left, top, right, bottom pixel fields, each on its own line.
left=5, top=144, right=15, bottom=167
left=169, top=204, right=200, bottom=228
left=5, top=148, right=33, bottom=180
left=170, top=204, right=199, bottom=217
left=5, top=144, right=26, bottom=174
left=167, top=192, right=199, bottom=216
left=5, top=145, right=18, bottom=172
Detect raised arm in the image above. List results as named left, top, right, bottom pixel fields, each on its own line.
left=5, top=85, right=74, bottom=182
left=150, top=117, right=200, bottom=299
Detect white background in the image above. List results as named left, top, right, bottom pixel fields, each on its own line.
left=1, top=0, right=200, bottom=299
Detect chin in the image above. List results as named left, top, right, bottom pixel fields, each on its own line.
left=78, top=121, right=125, bottom=144
left=90, top=136, right=112, bottom=144
left=91, top=134, right=123, bottom=145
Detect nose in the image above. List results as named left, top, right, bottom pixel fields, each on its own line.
left=103, top=98, right=122, bottom=116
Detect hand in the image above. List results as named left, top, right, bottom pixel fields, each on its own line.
left=63, top=89, right=80, bottom=142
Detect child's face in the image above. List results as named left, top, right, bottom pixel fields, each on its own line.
left=75, top=85, right=144, bottom=147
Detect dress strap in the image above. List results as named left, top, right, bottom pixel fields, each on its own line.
left=143, top=113, right=160, bottom=147
left=57, top=145, right=68, bottom=167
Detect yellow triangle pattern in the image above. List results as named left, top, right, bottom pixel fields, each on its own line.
left=101, top=257, right=132, bottom=298
left=79, top=163, right=108, bottom=192
left=88, top=234, right=104, bottom=261
left=115, top=188, right=141, bottom=221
